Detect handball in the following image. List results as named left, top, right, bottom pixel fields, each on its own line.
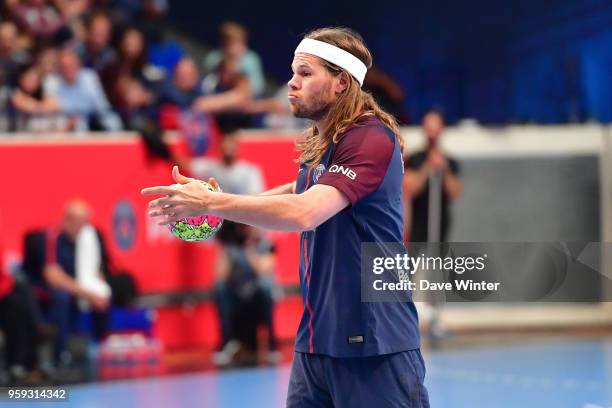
left=168, top=180, right=223, bottom=242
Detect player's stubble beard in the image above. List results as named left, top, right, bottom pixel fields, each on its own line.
left=291, top=82, right=333, bottom=122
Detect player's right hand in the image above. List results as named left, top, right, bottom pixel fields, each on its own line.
left=142, top=166, right=218, bottom=225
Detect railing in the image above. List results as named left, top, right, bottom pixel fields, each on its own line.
left=0, top=110, right=123, bottom=133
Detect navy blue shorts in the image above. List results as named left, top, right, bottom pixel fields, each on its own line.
left=286, top=349, right=429, bottom=408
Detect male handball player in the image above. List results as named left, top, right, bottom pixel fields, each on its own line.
left=143, top=27, right=429, bottom=408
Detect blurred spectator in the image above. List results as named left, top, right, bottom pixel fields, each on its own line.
left=188, top=132, right=278, bottom=366
left=186, top=130, right=278, bottom=365
left=76, top=12, right=116, bottom=73
left=10, top=0, right=69, bottom=43
left=93, top=28, right=174, bottom=160
left=43, top=48, right=122, bottom=131
left=159, top=57, right=202, bottom=109
left=0, top=236, right=53, bottom=384
left=103, top=0, right=174, bottom=73
left=34, top=46, right=59, bottom=77
left=0, top=239, right=35, bottom=383
left=23, top=200, right=111, bottom=366
left=242, top=84, right=308, bottom=130
left=212, top=224, right=279, bottom=366
left=146, top=30, right=183, bottom=78
left=0, top=21, right=29, bottom=87
left=403, top=110, right=463, bottom=242
left=54, top=0, right=90, bottom=21
left=198, top=53, right=252, bottom=129
left=114, top=76, right=155, bottom=125
left=157, top=56, right=202, bottom=129
left=0, top=21, right=28, bottom=130
left=190, top=131, right=264, bottom=195
left=203, top=21, right=265, bottom=97
left=10, top=63, right=61, bottom=131
left=363, top=65, right=409, bottom=124
left=142, top=0, right=168, bottom=18
left=101, top=27, right=157, bottom=109
left=106, top=0, right=168, bottom=28
left=113, top=75, right=170, bottom=167
left=54, top=0, right=91, bottom=43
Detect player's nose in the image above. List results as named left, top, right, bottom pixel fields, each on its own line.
left=288, top=75, right=300, bottom=90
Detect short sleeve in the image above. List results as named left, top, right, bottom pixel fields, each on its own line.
left=316, top=126, right=395, bottom=205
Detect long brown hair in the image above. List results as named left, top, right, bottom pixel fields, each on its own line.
left=296, top=27, right=403, bottom=167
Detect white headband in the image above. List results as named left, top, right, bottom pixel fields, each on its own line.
left=294, top=38, right=368, bottom=86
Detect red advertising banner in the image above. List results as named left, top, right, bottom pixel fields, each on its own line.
left=0, top=134, right=302, bottom=349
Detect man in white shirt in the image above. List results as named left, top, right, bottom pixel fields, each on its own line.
left=190, top=132, right=271, bottom=364
left=190, top=132, right=264, bottom=195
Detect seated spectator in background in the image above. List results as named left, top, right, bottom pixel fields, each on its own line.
left=103, top=0, right=176, bottom=74
left=363, top=65, right=409, bottom=124
left=203, top=21, right=265, bottom=98
left=100, top=28, right=171, bottom=157
left=10, top=64, right=61, bottom=131
left=76, top=12, right=116, bottom=74
left=0, top=239, right=37, bottom=383
left=54, top=0, right=90, bottom=23
left=188, top=132, right=276, bottom=365
left=158, top=57, right=203, bottom=109
left=145, top=29, right=182, bottom=78
left=114, top=76, right=155, bottom=126
left=190, top=130, right=264, bottom=195
left=106, top=0, right=168, bottom=31
left=157, top=57, right=202, bottom=129
left=0, top=21, right=29, bottom=87
left=101, top=27, right=157, bottom=110
left=10, top=0, right=69, bottom=43
left=53, top=0, right=91, bottom=44
left=213, top=223, right=279, bottom=366
left=0, top=232, right=55, bottom=384
left=23, top=200, right=111, bottom=366
left=43, top=48, right=122, bottom=131
left=241, top=84, right=309, bottom=130
left=34, top=46, right=59, bottom=77
left=0, top=21, right=29, bottom=130
left=197, top=53, right=252, bottom=129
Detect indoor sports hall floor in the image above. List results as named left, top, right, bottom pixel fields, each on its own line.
left=10, top=337, right=612, bottom=408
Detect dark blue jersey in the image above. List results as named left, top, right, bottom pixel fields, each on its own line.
left=294, top=115, right=420, bottom=357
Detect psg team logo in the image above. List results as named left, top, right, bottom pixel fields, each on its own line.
left=312, top=164, right=326, bottom=183
left=112, top=200, right=136, bottom=251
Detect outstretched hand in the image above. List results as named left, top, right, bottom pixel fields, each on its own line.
left=141, top=166, right=216, bottom=225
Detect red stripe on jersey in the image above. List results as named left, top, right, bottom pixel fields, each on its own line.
left=303, top=237, right=314, bottom=353
left=305, top=167, right=313, bottom=189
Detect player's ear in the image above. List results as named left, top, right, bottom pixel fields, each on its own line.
left=334, top=71, right=350, bottom=94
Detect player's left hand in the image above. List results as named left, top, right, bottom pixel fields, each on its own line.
left=141, top=166, right=214, bottom=225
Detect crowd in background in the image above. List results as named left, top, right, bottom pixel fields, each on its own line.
left=0, top=0, right=290, bottom=136
left=0, top=0, right=412, bottom=386
left=0, top=0, right=408, bottom=137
